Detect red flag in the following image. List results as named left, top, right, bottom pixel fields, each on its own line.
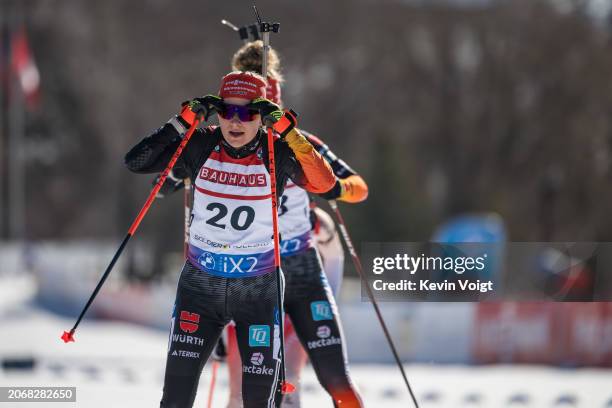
left=10, top=27, right=40, bottom=109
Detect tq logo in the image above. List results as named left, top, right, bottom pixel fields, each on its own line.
left=179, top=311, right=200, bottom=334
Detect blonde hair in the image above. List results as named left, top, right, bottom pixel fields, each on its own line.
left=231, top=40, right=284, bottom=83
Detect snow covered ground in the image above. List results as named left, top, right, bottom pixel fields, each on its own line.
left=1, top=275, right=611, bottom=408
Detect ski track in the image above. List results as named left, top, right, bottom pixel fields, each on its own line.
left=1, top=276, right=611, bottom=407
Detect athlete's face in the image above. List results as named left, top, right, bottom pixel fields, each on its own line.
left=218, top=97, right=261, bottom=148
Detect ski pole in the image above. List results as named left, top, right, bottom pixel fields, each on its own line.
left=61, top=117, right=204, bottom=344
left=183, top=178, right=192, bottom=259
left=265, top=124, right=294, bottom=395
left=254, top=3, right=294, bottom=396
left=206, top=360, right=219, bottom=408
left=327, top=200, right=420, bottom=408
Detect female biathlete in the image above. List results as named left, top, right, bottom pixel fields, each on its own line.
left=224, top=42, right=369, bottom=408
left=154, top=43, right=368, bottom=407
left=125, top=71, right=336, bottom=408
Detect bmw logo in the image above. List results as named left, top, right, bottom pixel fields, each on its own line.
left=198, top=252, right=215, bottom=269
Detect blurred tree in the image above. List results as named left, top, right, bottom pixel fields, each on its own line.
left=13, top=0, right=612, bottom=276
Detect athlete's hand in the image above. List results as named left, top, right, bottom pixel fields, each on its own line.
left=247, top=98, right=282, bottom=125
left=153, top=170, right=184, bottom=198
left=177, top=100, right=206, bottom=128
left=194, top=94, right=225, bottom=118
left=247, top=98, right=298, bottom=137
left=178, top=95, right=224, bottom=127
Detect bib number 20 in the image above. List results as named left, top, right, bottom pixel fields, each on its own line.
left=206, top=203, right=255, bottom=231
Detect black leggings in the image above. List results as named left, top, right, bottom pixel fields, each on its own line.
left=160, top=261, right=283, bottom=408
left=283, top=248, right=363, bottom=407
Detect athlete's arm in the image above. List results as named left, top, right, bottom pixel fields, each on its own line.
left=125, top=123, right=182, bottom=173
left=303, top=131, right=368, bottom=203
left=247, top=98, right=336, bottom=194
left=282, top=128, right=336, bottom=194
left=125, top=116, right=219, bottom=178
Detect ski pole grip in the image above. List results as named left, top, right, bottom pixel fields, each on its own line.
left=272, top=109, right=298, bottom=137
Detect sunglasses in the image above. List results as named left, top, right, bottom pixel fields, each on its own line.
left=217, top=103, right=259, bottom=122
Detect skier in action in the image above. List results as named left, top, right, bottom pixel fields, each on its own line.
left=125, top=70, right=336, bottom=408
left=155, top=41, right=368, bottom=408
left=213, top=41, right=367, bottom=408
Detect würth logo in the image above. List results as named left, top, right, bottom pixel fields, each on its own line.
left=179, top=311, right=200, bottom=334
left=199, top=167, right=267, bottom=187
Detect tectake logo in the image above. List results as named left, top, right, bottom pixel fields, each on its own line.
left=243, top=351, right=273, bottom=375
left=310, top=301, right=333, bottom=321
left=316, top=325, right=331, bottom=339
left=250, top=352, right=264, bottom=366
left=249, top=325, right=270, bottom=347
left=307, top=335, right=342, bottom=350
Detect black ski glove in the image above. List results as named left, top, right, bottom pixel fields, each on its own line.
left=177, top=95, right=225, bottom=128
left=247, top=97, right=298, bottom=137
